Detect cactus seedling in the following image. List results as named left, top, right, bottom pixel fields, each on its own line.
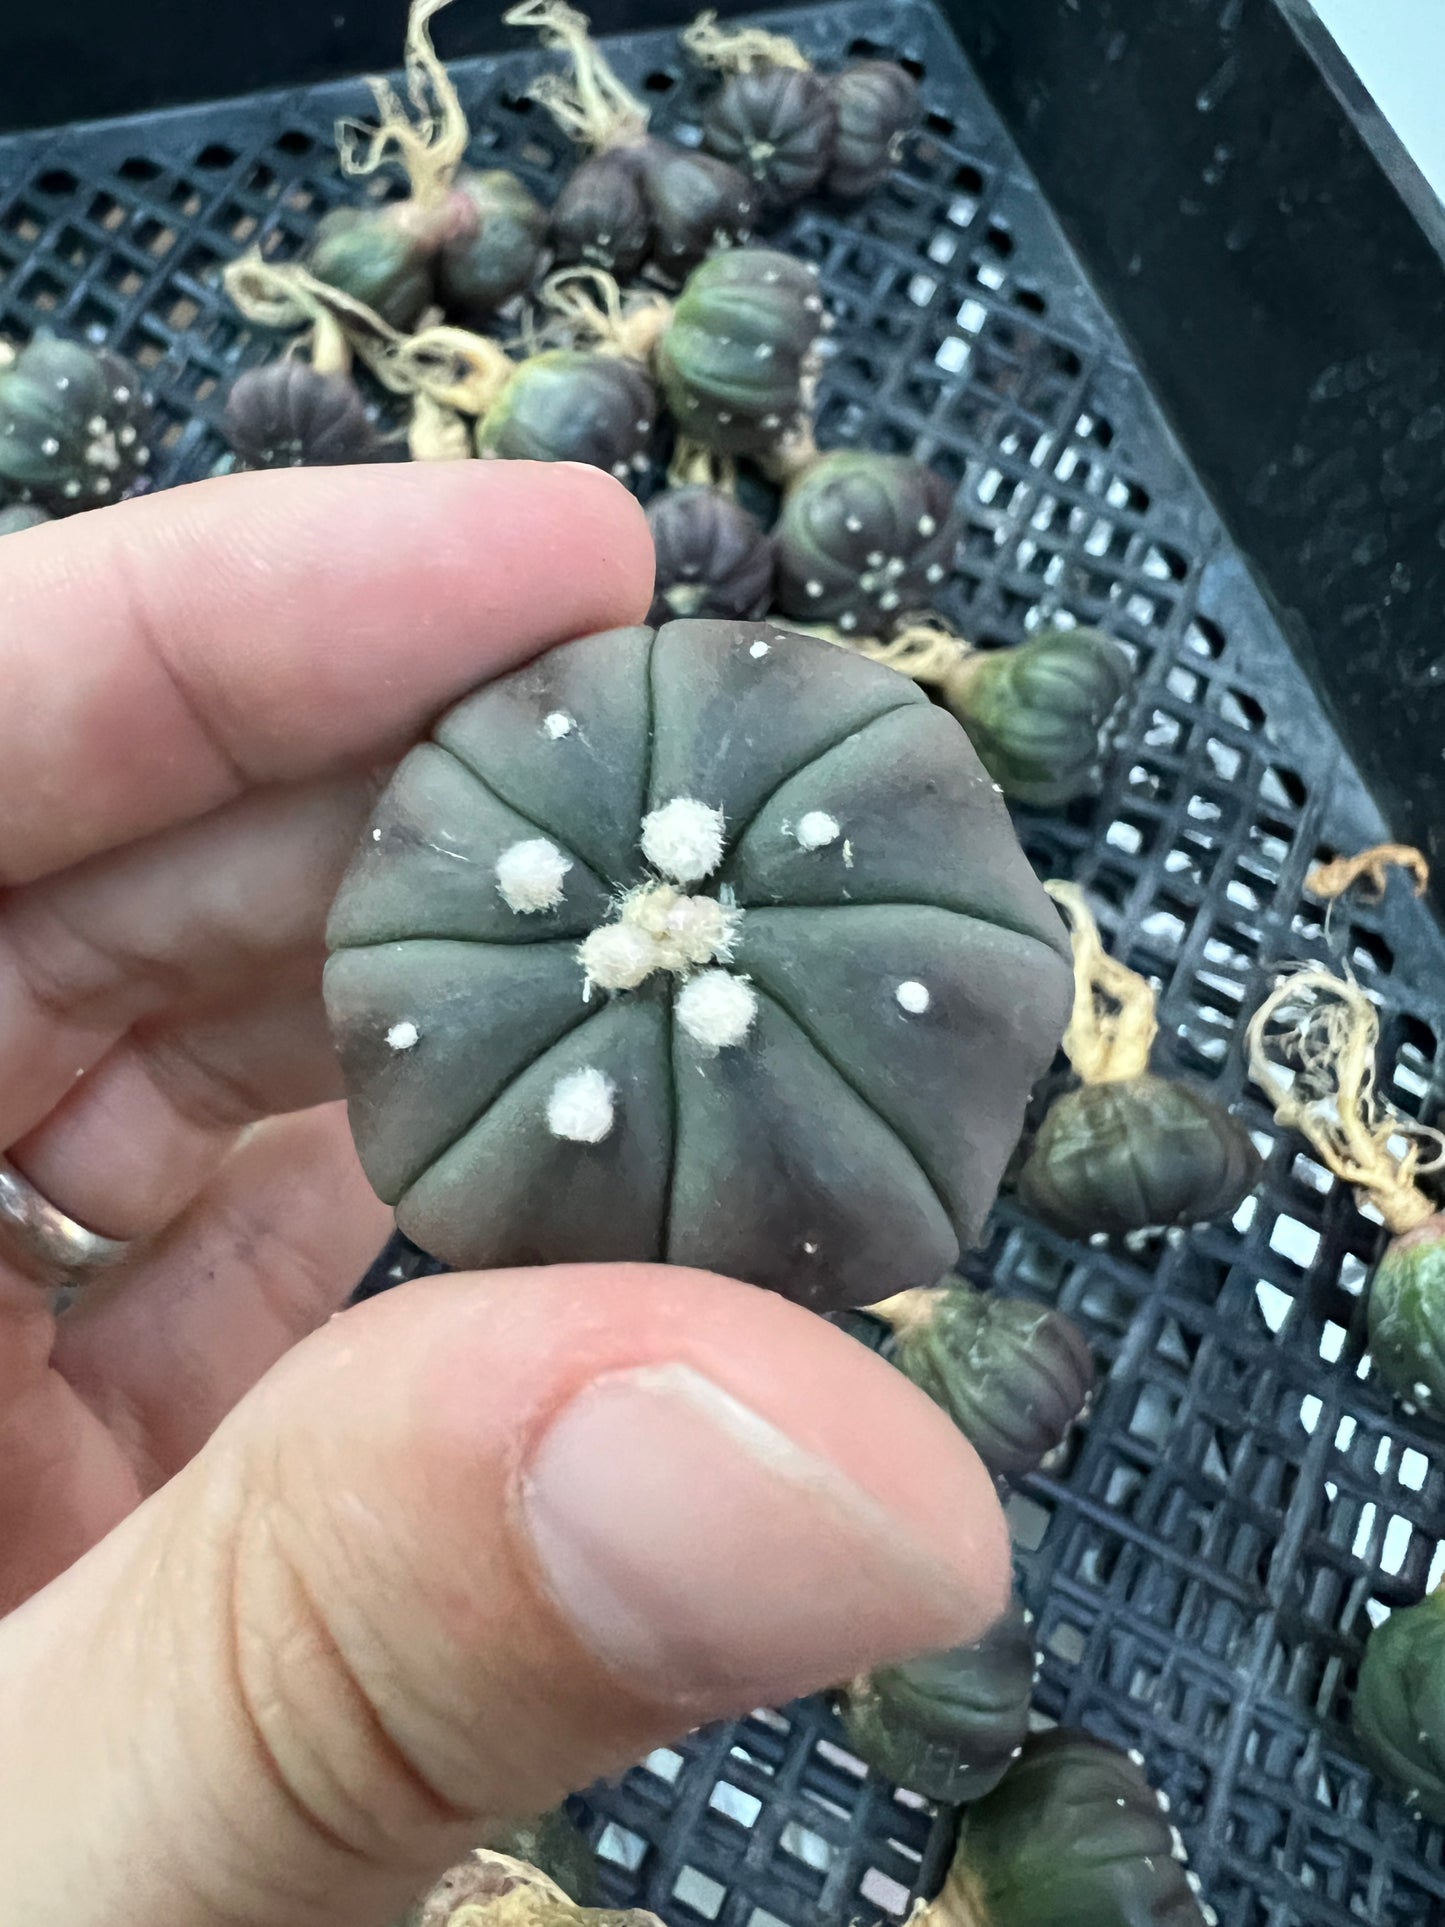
left=309, top=0, right=546, bottom=328
left=1246, top=940, right=1445, bottom=1419
left=683, top=12, right=839, bottom=205
left=477, top=349, right=657, bottom=477
left=646, top=487, right=774, bottom=623
left=1018, top=884, right=1261, bottom=1238
left=872, top=1278, right=1094, bottom=1482
left=222, top=360, right=383, bottom=469
left=826, top=60, right=920, bottom=197
left=506, top=0, right=756, bottom=280
left=836, top=1595, right=1035, bottom=1803
left=923, top=1730, right=1212, bottom=1927
left=0, top=335, right=154, bottom=511
left=1352, top=1585, right=1445, bottom=1822
left=325, top=619, right=1072, bottom=1308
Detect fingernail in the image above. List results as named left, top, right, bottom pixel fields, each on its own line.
left=520, top=1363, right=982, bottom=1708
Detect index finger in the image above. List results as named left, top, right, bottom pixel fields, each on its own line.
left=0, top=462, right=653, bottom=886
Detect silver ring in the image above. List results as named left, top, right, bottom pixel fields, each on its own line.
left=0, top=1157, right=134, bottom=1288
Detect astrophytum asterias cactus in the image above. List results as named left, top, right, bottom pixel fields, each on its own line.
left=325, top=619, right=1071, bottom=1309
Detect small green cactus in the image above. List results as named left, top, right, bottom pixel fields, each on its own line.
left=222, top=361, right=382, bottom=469
left=773, top=452, right=958, bottom=635
left=646, top=487, right=774, bottom=624
left=703, top=67, right=839, bottom=203
left=308, top=204, right=438, bottom=330
left=837, top=1595, right=1035, bottom=1803
left=1366, top=1216, right=1445, bottom=1418
left=1352, top=1587, right=1445, bottom=1823
left=477, top=350, right=657, bottom=478
left=0, top=335, right=154, bottom=510
left=826, top=60, right=920, bottom=197
left=944, top=627, right=1133, bottom=807
left=436, top=169, right=549, bottom=319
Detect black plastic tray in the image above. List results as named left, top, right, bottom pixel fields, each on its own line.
left=4, top=6, right=1445, bottom=1924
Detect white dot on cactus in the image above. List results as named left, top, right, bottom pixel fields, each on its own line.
left=634, top=418, right=650, bottom=433
left=755, top=342, right=774, bottom=359
left=542, top=710, right=575, bottom=740
left=804, top=293, right=823, bottom=312
left=114, top=385, right=131, bottom=402
left=896, top=980, right=931, bottom=1014
left=385, top=1020, right=419, bottom=1051
left=795, top=810, right=840, bottom=850
left=135, top=447, right=150, bottom=465
left=546, top=1065, right=616, bottom=1143
left=1185, top=1874, right=1203, bottom=1895
left=1157, top=1791, right=1171, bottom=1812
left=749, top=639, right=770, bottom=658
left=918, top=513, right=937, bottom=536
left=640, top=797, right=726, bottom=883
left=838, top=611, right=857, bottom=631
left=55, top=374, right=70, bottom=390
left=1415, top=1380, right=1432, bottom=1399
left=677, top=970, right=757, bottom=1052
left=802, top=1240, right=818, bottom=1255
left=119, top=424, right=137, bottom=446
left=495, top=837, right=572, bottom=913
left=611, top=461, right=630, bottom=480
left=926, top=563, right=945, bottom=583
left=580, top=921, right=657, bottom=991
left=762, top=412, right=781, bottom=429
left=844, top=514, right=862, bottom=532
left=370, top=826, right=382, bottom=842
left=1127, top=1748, right=1146, bottom=1767
left=86, top=414, right=105, bottom=434
left=63, top=479, right=81, bottom=498
left=805, top=579, right=824, bottom=598
left=866, top=550, right=884, bottom=568
left=40, top=436, right=59, bottom=456
left=879, top=589, right=900, bottom=611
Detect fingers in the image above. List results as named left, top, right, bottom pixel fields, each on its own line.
left=1, top=1266, right=1009, bottom=1927
left=0, top=774, right=368, bottom=1154
left=0, top=462, right=653, bottom=886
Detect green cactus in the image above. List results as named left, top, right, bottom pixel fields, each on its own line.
left=222, top=361, right=382, bottom=469
left=646, top=487, right=774, bottom=624
left=308, top=205, right=437, bottom=331
left=325, top=619, right=1072, bottom=1308
left=1366, top=1216, right=1445, bottom=1418
left=826, top=60, right=920, bottom=197
left=876, top=1280, right=1094, bottom=1481
left=703, top=67, right=839, bottom=203
left=773, top=451, right=958, bottom=635
left=477, top=351, right=657, bottom=478
left=1352, top=1587, right=1445, bottom=1823
left=435, top=169, right=548, bottom=319
left=837, top=1595, right=1035, bottom=1802
left=0, top=335, right=154, bottom=510
left=944, top=627, right=1134, bottom=807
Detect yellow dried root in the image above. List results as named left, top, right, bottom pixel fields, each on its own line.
left=680, top=9, right=812, bottom=73
left=1246, top=963, right=1444, bottom=1236
left=536, top=265, right=673, bottom=362
left=1306, top=842, right=1429, bottom=904
left=504, top=0, right=649, bottom=150
left=336, top=0, right=471, bottom=206
left=1044, top=882, right=1159, bottom=1086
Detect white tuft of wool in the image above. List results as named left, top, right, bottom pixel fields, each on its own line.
left=640, top=797, right=726, bottom=883
left=546, top=1066, right=616, bottom=1142
left=495, top=838, right=572, bottom=914
left=749, top=639, right=770, bottom=659
left=677, top=970, right=758, bottom=1052
left=542, top=710, right=575, bottom=739
left=581, top=884, right=741, bottom=990
left=580, top=922, right=658, bottom=991
left=795, top=810, right=840, bottom=851
left=386, top=1020, right=420, bottom=1051
left=895, top=979, right=931, bottom=1014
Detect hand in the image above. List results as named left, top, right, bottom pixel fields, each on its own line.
left=0, top=465, right=1009, bottom=1927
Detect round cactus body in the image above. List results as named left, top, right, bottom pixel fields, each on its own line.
left=646, top=487, right=774, bottom=625
left=826, top=60, right=920, bottom=198
left=548, top=149, right=653, bottom=277
left=774, top=452, right=958, bottom=635
left=477, top=351, right=656, bottom=479
left=656, top=248, right=825, bottom=456
left=882, top=1281, right=1094, bottom=1482
left=324, top=619, right=1072, bottom=1309
left=838, top=1596, right=1035, bottom=1803
left=1018, top=1072, right=1261, bottom=1239
left=1367, top=1216, right=1445, bottom=1419
left=946, top=627, right=1133, bottom=807
left=637, top=142, right=757, bottom=280
left=222, top=361, right=382, bottom=469
left=946, top=1730, right=1208, bottom=1927
left=436, top=169, right=549, bottom=318
left=702, top=66, right=839, bottom=203
left=0, top=335, right=154, bottom=510
left=308, top=204, right=436, bottom=330
left=1352, top=1587, right=1445, bottom=1823
left=0, top=501, right=52, bottom=535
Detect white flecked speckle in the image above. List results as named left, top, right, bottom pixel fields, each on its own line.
left=371, top=826, right=383, bottom=841
left=63, top=478, right=81, bottom=498
left=805, top=578, right=824, bottom=598
left=641, top=797, right=726, bottom=883
left=842, top=838, right=854, bottom=868
left=866, top=550, right=885, bottom=568
left=802, top=1239, right=819, bottom=1255
left=1185, top=1873, right=1203, bottom=1896
left=542, top=710, right=575, bottom=739
left=1128, top=1748, right=1146, bottom=1766
left=838, top=611, right=857, bottom=632
left=1415, top=1381, right=1433, bottom=1399
left=918, top=513, right=937, bottom=535
left=677, top=969, right=757, bottom=1052
left=40, top=436, right=59, bottom=456
left=844, top=514, right=863, bottom=532
left=896, top=979, right=930, bottom=1014
left=496, top=837, right=572, bottom=913
left=796, top=810, right=840, bottom=850
left=386, top=1020, right=419, bottom=1051
left=879, top=589, right=900, bottom=611
left=749, top=639, right=770, bottom=659
left=926, top=562, right=945, bottom=582
left=86, top=414, right=105, bottom=434
left=547, top=1065, right=616, bottom=1143
left=1157, top=1791, right=1171, bottom=1813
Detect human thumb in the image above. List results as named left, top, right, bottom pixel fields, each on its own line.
left=0, top=1263, right=1009, bottom=1927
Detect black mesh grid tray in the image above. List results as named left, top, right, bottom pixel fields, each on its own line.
left=5, top=5, right=1445, bottom=1923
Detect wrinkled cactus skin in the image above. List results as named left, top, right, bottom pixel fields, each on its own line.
left=838, top=1595, right=1034, bottom=1802
left=1367, top=1216, right=1445, bottom=1419
left=825, top=61, right=920, bottom=198
left=308, top=205, right=435, bottom=330
left=1353, top=1587, right=1445, bottom=1823
left=223, top=362, right=382, bottom=470
left=947, top=1730, right=1208, bottom=1927
left=773, top=452, right=958, bottom=634
left=1018, top=1072, right=1261, bottom=1238
left=0, top=335, right=154, bottom=510
left=656, top=248, right=824, bottom=455
left=946, top=627, right=1134, bottom=807
left=646, top=487, right=774, bottom=625
left=477, top=352, right=656, bottom=478
left=702, top=67, right=839, bottom=203
left=325, top=620, right=1071, bottom=1310
left=887, top=1280, right=1095, bottom=1481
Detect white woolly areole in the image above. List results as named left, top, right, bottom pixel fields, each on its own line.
left=795, top=810, right=840, bottom=851
left=542, top=710, right=575, bottom=739
left=496, top=837, right=572, bottom=913
left=386, top=1020, right=419, bottom=1051
left=581, top=884, right=740, bottom=991
left=749, top=639, right=770, bottom=659
left=546, top=1066, right=616, bottom=1142
left=677, top=970, right=758, bottom=1052
left=896, top=979, right=931, bottom=1014
left=640, top=796, right=726, bottom=883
